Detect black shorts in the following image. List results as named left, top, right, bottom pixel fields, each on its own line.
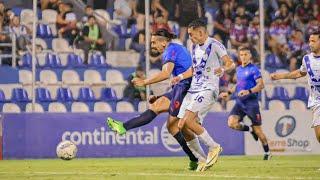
left=162, top=82, right=190, bottom=117
left=229, top=100, right=262, bottom=126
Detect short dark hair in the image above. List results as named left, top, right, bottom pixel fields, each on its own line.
left=188, top=19, right=207, bottom=29
left=238, top=47, right=251, bottom=52
left=152, top=28, right=177, bottom=40
left=85, top=5, right=92, bottom=9
left=310, top=30, right=320, bottom=38
left=136, top=66, right=144, bottom=72
left=88, top=15, right=95, bottom=20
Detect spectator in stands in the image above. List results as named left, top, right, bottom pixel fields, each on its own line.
left=288, top=29, right=309, bottom=71
left=230, top=16, right=248, bottom=49
left=312, top=3, right=320, bottom=21
left=82, top=5, right=119, bottom=50
left=305, top=17, right=320, bottom=39
left=114, top=0, right=132, bottom=33
left=7, top=16, right=31, bottom=54
left=176, top=0, right=204, bottom=43
left=41, top=0, right=61, bottom=11
left=150, top=0, right=170, bottom=33
left=247, top=15, right=260, bottom=51
left=213, top=2, right=233, bottom=46
left=0, top=2, right=5, bottom=32
left=56, top=2, right=78, bottom=44
left=294, top=0, right=313, bottom=30
left=267, top=17, right=291, bottom=52
left=135, top=0, right=152, bottom=31
left=275, top=3, right=293, bottom=25
left=234, top=5, right=251, bottom=26
left=130, top=29, right=145, bottom=53
left=77, top=15, right=106, bottom=64
left=123, top=66, right=146, bottom=102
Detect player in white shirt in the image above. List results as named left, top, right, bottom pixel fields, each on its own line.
left=271, top=31, right=320, bottom=143
left=172, top=19, right=235, bottom=171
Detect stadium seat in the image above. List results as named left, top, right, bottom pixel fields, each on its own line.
left=226, top=100, right=236, bottom=111
left=289, top=100, right=307, bottom=111
left=2, top=103, right=21, bottom=113
left=138, top=101, right=147, bottom=112
left=44, top=53, right=62, bottom=68
left=48, top=102, right=67, bottom=112
left=20, top=53, right=33, bottom=68
left=19, top=70, right=32, bottom=85
left=268, top=100, right=287, bottom=111
left=71, top=102, right=90, bottom=112
left=94, top=102, right=112, bottom=112
left=42, top=9, right=57, bottom=24
left=105, top=70, right=127, bottom=98
left=67, top=53, right=85, bottom=68
left=210, top=103, right=223, bottom=112
left=270, top=86, right=290, bottom=101
left=293, top=86, right=309, bottom=103
left=84, top=70, right=104, bottom=85
left=21, top=9, right=36, bottom=25
left=56, top=87, right=74, bottom=102
left=0, top=90, right=6, bottom=102
left=77, top=87, right=96, bottom=102
left=116, top=101, right=135, bottom=112
left=52, top=38, right=72, bottom=52
left=100, top=87, right=118, bottom=102
left=94, top=9, right=111, bottom=29
left=40, top=70, right=59, bottom=84
left=25, top=103, right=44, bottom=113
left=62, top=70, right=81, bottom=85
left=35, top=38, right=48, bottom=50
left=89, top=52, right=108, bottom=68
left=11, top=88, right=29, bottom=102
left=36, top=88, right=52, bottom=102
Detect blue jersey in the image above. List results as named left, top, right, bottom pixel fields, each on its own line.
left=235, top=63, right=261, bottom=102
left=162, top=43, right=192, bottom=77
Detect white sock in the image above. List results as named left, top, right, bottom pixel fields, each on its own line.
left=187, top=137, right=206, bottom=162
left=198, top=129, right=219, bottom=150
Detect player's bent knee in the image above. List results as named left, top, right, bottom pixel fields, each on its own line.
left=227, top=117, right=238, bottom=128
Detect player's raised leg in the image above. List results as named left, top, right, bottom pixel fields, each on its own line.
left=227, top=114, right=258, bottom=141
left=107, top=96, right=169, bottom=135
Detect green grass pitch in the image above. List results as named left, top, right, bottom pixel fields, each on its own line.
left=0, top=155, right=319, bottom=179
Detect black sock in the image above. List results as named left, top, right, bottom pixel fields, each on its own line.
left=239, top=124, right=250, bottom=131
left=174, top=131, right=198, bottom=162
left=123, top=109, right=157, bottom=130
left=263, top=144, right=269, bottom=153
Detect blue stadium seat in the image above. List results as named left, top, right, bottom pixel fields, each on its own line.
left=11, top=88, right=30, bottom=111
left=37, top=24, right=53, bottom=38
left=293, top=86, right=309, bottom=104
left=44, top=53, right=62, bottom=68
left=270, top=86, right=290, bottom=108
left=89, top=53, right=108, bottom=68
left=78, top=87, right=96, bottom=102
left=100, top=88, right=118, bottom=102
left=67, top=53, right=85, bottom=68
left=20, top=53, right=32, bottom=68
left=0, top=89, right=6, bottom=112
left=56, top=87, right=74, bottom=111
left=36, top=88, right=52, bottom=102
left=270, top=86, right=290, bottom=101
left=56, top=87, right=74, bottom=102
left=265, top=54, right=287, bottom=72
left=11, top=88, right=30, bottom=102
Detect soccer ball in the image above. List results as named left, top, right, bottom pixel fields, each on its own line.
left=56, top=140, right=77, bottom=160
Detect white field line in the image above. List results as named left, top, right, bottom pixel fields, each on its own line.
left=0, top=172, right=316, bottom=179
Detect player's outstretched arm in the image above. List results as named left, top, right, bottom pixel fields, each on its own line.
left=132, top=62, right=174, bottom=87
left=171, top=67, right=193, bottom=85
left=214, top=55, right=235, bottom=77
left=270, top=69, right=307, bottom=80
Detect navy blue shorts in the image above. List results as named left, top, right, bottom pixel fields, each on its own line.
left=229, top=100, right=262, bottom=126
left=162, top=83, right=190, bottom=117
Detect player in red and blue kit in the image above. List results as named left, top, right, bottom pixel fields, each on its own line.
left=220, top=47, right=271, bottom=160
left=107, top=29, right=201, bottom=170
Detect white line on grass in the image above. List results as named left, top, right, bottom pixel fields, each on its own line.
left=0, top=172, right=316, bottom=179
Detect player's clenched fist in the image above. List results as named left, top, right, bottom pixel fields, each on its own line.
left=132, top=78, right=145, bottom=87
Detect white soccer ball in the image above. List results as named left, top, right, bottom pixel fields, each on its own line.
left=56, top=140, right=77, bottom=160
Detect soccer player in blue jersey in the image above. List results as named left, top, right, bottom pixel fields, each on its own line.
left=220, top=47, right=271, bottom=160
left=107, top=29, right=203, bottom=170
